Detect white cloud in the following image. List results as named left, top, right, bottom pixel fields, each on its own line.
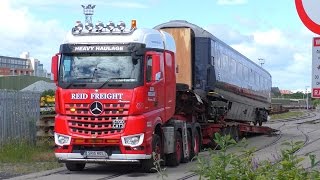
left=0, top=0, right=66, bottom=71
left=253, top=29, right=287, bottom=47
left=205, top=24, right=314, bottom=91
left=217, top=0, right=248, bottom=5
left=206, top=24, right=253, bottom=44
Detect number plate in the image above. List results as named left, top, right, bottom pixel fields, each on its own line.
left=84, top=151, right=108, bottom=158
left=112, top=119, right=125, bottom=129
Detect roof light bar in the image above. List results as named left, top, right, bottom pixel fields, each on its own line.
left=95, top=21, right=104, bottom=32
left=117, top=21, right=126, bottom=31
left=106, top=21, right=115, bottom=31
left=85, top=22, right=94, bottom=32
left=71, top=20, right=137, bottom=35
left=73, top=21, right=83, bottom=33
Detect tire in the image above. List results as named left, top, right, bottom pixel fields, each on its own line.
left=232, top=126, right=240, bottom=142
left=181, top=131, right=192, bottom=163
left=166, top=131, right=182, bottom=166
left=190, top=129, right=200, bottom=160
left=141, top=134, right=161, bottom=173
left=253, top=121, right=257, bottom=126
left=65, top=163, right=86, bottom=171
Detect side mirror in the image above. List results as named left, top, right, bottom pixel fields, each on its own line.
left=51, top=54, right=59, bottom=83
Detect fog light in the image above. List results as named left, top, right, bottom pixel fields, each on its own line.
left=95, top=21, right=104, bottom=32
left=121, top=133, right=144, bottom=147
left=106, top=21, right=115, bottom=31
left=54, top=133, right=71, bottom=146
left=85, top=22, right=94, bottom=31
left=117, top=21, right=126, bottom=31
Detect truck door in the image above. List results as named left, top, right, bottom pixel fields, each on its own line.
left=145, top=52, right=165, bottom=114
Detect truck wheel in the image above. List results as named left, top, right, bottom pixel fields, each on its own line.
left=181, top=131, right=192, bottom=163
left=166, top=131, right=182, bottom=166
left=190, top=130, right=200, bottom=160
left=65, top=163, right=85, bottom=171
left=141, top=134, right=161, bottom=173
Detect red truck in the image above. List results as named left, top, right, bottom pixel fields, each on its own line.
left=51, top=19, right=272, bottom=172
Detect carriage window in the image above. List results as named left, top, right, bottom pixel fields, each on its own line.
left=211, top=56, right=214, bottom=66
left=237, top=63, right=243, bottom=77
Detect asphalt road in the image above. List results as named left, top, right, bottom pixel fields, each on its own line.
left=10, top=110, right=320, bottom=180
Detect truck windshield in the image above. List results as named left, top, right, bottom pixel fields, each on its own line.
left=59, top=54, right=141, bottom=85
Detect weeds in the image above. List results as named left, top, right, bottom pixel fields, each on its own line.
left=0, top=139, right=61, bottom=176
left=0, top=140, right=55, bottom=163
left=151, top=152, right=168, bottom=180
left=193, top=133, right=320, bottom=180
left=270, top=111, right=304, bottom=120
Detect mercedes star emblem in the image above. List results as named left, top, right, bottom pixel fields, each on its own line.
left=90, top=101, right=103, bottom=116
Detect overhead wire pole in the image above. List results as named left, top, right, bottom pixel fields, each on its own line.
left=82, top=4, right=95, bottom=25
left=306, top=86, right=310, bottom=109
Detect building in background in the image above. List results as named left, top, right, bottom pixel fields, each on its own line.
left=280, top=90, right=293, bottom=95
left=0, top=52, right=50, bottom=78
left=0, top=55, right=33, bottom=76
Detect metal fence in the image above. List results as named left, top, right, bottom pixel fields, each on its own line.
left=0, top=90, right=40, bottom=145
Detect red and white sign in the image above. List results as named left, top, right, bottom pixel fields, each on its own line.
left=312, top=37, right=320, bottom=98
left=295, top=0, right=320, bottom=35
left=313, top=88, right=320, bottom=98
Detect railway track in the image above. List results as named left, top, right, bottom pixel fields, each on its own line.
left=267, top=110, right=318, bottom=124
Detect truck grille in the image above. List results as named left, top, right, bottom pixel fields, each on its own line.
left=65, top=103, right=129, bottom=136
left=65, top=103, right=129, bottom=116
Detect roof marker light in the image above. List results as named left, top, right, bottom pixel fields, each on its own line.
left=95, top=21, right=104, bottom=32
left=85, top=22, right=94, bottom=32
left=131, top=20, right=137, bottom=30
left=106, top=21, right=115, bottom=31
left=117, top=21, right=126, bottom=31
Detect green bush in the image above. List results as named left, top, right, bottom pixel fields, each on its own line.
left=41, top=89, right=55, bottom=97
left=193, top=133, right=320, bottom=180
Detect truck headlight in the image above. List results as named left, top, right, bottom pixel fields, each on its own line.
left=121, top=133, right=144, bottom=147
left=54, top=133, right=71, bottom=146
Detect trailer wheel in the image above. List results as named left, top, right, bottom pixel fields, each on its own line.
left=65, top=163, right=85, bottom=171
left=141, top=134, right=161, bottom=173
left=190, top=130, right=200, bottom=160
left=181, top=131, right=192, bottom=163
left=232, top=126, right=240, bottom=142
left=166, top=131, right=182, bottom=166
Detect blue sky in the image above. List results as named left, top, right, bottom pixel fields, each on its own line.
left=0, top=0, right=317, bottom=91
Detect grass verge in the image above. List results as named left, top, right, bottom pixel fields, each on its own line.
left=270, top=111, right=304, bottom=120
left=0, top=140, right=62, bottom=178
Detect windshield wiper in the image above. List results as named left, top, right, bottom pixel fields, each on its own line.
left=64, top=77, right=94, bottom=89
left=97, top=78, right=134, bottom=89
left=65, top=82, right=87, bottom=89
left=75, top=77, right=95, bottom=81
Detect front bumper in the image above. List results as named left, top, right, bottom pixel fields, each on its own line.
left=55, top=153, right=151, bottom=163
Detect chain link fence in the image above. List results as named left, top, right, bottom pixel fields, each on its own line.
left=0, top=90, right=40, bottom=145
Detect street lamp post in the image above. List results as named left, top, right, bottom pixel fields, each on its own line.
left=306, top=86, right=310, bottom=109
left=258, top=58, right=265, bottom=67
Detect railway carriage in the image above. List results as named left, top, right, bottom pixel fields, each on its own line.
left=154, top=20, right=272, bottom=125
